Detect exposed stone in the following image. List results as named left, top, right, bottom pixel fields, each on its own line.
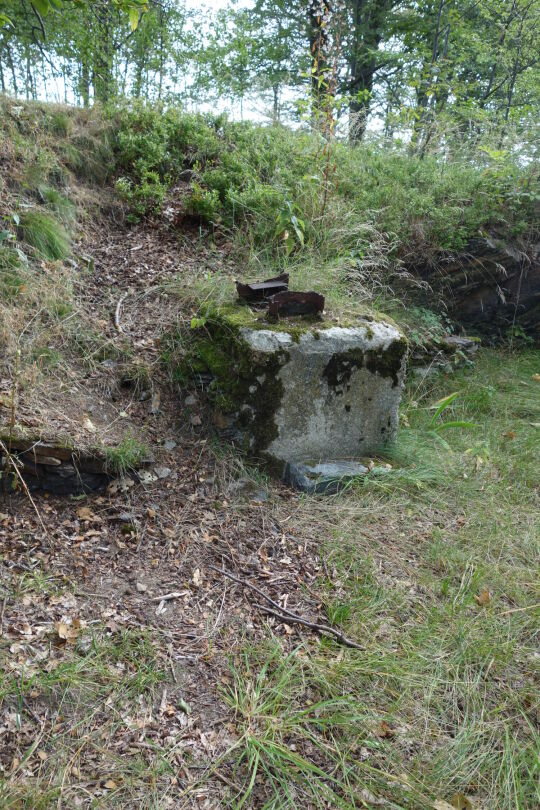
left=408, top=334, right=480, bottom=376
left=0, top=435, right=152, bottom=495
left=285, top=461, right=370, bottom=494
left=409, top=237, right=539, bottom=343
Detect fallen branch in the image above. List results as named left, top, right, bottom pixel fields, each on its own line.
left=209, top=564, right=363, bottom=650
left=114, top=292, right=129, bottom=333
left=253, top=603, right=364, bottom=650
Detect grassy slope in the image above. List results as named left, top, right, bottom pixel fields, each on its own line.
left=0, top=98, right=538, bottom=808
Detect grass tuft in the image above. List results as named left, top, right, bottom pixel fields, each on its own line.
left=17, top=210, right=70, bottom=261
left=104, top=435, right=151, bottom=475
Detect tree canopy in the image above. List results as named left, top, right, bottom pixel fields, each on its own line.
left=0, top=0, right=538, bottom=155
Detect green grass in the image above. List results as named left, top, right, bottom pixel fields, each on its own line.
left=17, top=210, right=70, bottom=261
left=0, top=246, right=26, bottom=301
left=109, top=102, right=537, bottom=265
left=217, top=349, right=540, bottom=810
left=38, top=185, right=76, bottom=223
left=104, top=435, right=151, bottom=475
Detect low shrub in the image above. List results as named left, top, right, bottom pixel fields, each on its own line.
left=108, top=102, right=538, bottom=264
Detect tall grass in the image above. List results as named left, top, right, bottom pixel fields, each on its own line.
left=17, top=210, right=70, bottom=260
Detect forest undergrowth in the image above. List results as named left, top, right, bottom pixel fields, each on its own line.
left=0, top=98, right=538, bottom=809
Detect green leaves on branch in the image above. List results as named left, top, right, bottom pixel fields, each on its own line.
left=275, top=201, right=305, bottom=256
left=0, top=1, right=148, bottom=29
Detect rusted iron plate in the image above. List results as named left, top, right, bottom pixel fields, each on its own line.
left=236, top=273, right=289, bottom=302
left=268, top=291, right=325, bottom=317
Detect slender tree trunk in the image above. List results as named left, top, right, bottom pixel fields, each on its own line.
left=0, top=56, right=5, bottom=93
left=410, top=0, right=446, bottom=153
left=348, top=0, right=387, bottom=142
left=7, top=45, right=18, bottom=96
left=308, top=0, right=331, bottom=129
left=158, top=6, right=164, bottom=100
left=80, top=60, right=90, bottom=107
left=272, top=83, right=279, bottom=123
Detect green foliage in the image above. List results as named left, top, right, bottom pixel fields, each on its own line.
left=38, top=186, right=76, bottom=222
left=185, top=182, right=221, bottom=222
left=0, top=245, right=25, bottom=301
left=110, top=103, right=537, bottom=262
left=104, top=435, right=150, bottom=475
left=16, top=210, right=70, bottom=260
left=116, top=170, right=167, bottom=218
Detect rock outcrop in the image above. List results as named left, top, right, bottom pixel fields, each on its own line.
left=411, top=237, right=539, bottom=342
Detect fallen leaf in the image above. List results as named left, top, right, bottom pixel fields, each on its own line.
left=377, top=720, right=395, bottom=738
left=76, top=506, right=95, bottom=521
left=192, top=568, right=202, bottom=587
left=532, top=374, right=540, bottom=382
left=503, top=430, right=515, bottom=439
left=37, top=750, right=48, bottom=761
left=138, top=470, right=158, bottom=484
left=451, top=793, right=474, bottom=809
left=104, top=779, right=117, bottom=790
left=55, top=621, right=80, bottom=643
left=475, top=589, right=491, bottom=607
left=82, top=417, right=96, bottom=433
left=433, top=802, right=455, bottom=810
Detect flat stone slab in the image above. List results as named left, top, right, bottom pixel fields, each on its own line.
left=284, top=460, right=370, bottom=494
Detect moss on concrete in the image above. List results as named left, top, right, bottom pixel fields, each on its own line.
left=168, top=300, right=407, bottom=456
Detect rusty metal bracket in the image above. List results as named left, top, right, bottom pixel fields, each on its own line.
left=268, top=291, right=325, bottom=318
left=236, top=273, right=289, bottom=303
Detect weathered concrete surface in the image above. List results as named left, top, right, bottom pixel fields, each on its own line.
left=238, top=321, right=407, bottom=465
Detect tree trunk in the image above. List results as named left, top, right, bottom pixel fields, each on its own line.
left=80, top=61, right=90, bottom=107
left=347, top=0, right=387, bottom=142
left=308, top=0, right=331, bottom=129
left=272, top=83, right=279, bottom=123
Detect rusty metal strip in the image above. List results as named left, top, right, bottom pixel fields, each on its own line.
left=236, top=273, right=289, bottom=302
left=268, top=291, right=325, bottom=318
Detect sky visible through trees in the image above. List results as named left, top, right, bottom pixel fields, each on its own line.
left=0, top=1, right=538, bottom=154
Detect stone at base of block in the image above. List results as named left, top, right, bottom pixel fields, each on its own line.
left=284, top=460, right=370, bottom=494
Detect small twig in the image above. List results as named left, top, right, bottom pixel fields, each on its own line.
left=253, top=603, right=364, bottom=650
left=499, top=602, right=540, bottom=616
left=209, top=564, right=363, bottom=650
left=0, top=595, right=7, bottom=636
left=114, top=292, right=128, bottom=333
left=151, top=591, right=189, bottom=603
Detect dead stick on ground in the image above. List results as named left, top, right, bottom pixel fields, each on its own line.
left=209, top=564, right=363, bottom=650
left=253, top=603, right=363, bottom=649
left=114, top=292, right=128, bottom=333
